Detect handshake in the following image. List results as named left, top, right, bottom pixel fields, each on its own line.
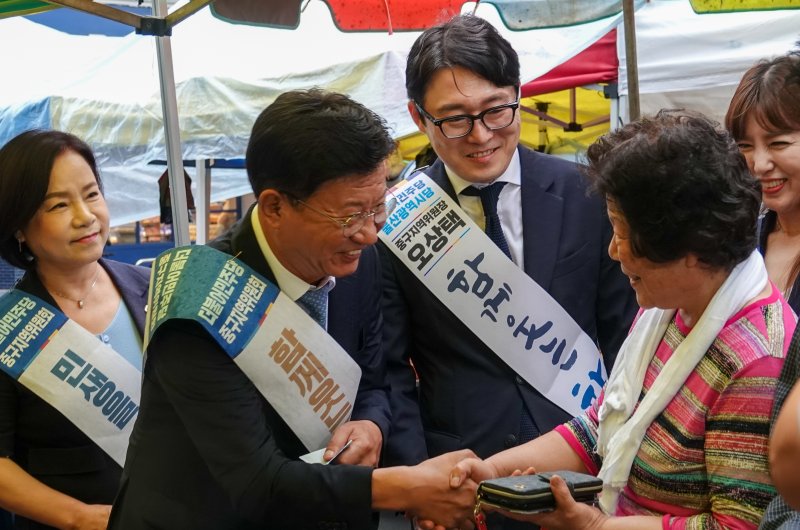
left=371, top=449, right=488, bottom=530
left=372, top=450, right=604, bottom=530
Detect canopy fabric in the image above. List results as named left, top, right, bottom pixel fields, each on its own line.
left=618, top=0, right=800, bottom=124
left=2, top=0, right=796, bottom=29
left=211, top=0, right=633, bottom=31
left=0, top=2, right=619, bottom=227
left=1, top=0, right=795, bottom=246
left=0, top=0, right=635, bottom=31
left=689, top=0, right=800, bottom=13
left=2, top=0, right=798, bottom=231
left=22, top=5, right=151, bottom=36
left=523, top=29, right=617, bottom=98
left=0, top=0, right=54, bottom=18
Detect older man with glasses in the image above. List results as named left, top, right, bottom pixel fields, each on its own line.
left=379, top=15, right=638, bottom=527
left=108, top=89, right=479, bottom=530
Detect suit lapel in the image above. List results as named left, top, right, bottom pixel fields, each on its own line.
left=519, top=149, right=563, bottom=291
left=103, top=260, right=149, bottom=336
left=426, top=160, right=459, bottom=201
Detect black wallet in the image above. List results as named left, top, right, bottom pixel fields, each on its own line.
left=476, top=471, right=602, bottom=513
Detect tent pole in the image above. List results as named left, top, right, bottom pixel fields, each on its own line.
left=622, top=0, right=640, bottom=122
left=153, top=0, right=191, bottom=246
left=195, top=159, right=210, bottom=245
left=610, top=94, right=620, bottom=131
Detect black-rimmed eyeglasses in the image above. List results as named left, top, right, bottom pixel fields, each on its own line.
left=414, top=91, right=520, bottom=139
left=289, top=192, right=397, bottom=238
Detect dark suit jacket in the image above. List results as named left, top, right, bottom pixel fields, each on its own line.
left=755, top=210, right=800, bottom=530
left=759, top=210, right=800, bottom=314
left=109, top=214, right=389, bottom=530
left=0, top=259, right=149, bottom=530
left=381, top=146, right=638, bottom=465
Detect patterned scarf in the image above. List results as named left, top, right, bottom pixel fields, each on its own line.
left=596, top=251, right=769, bottom=513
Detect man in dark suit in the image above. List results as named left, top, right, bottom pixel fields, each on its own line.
left=109, top=90, right=477, bottom=530
left=381, top=15, right=638, bottom=473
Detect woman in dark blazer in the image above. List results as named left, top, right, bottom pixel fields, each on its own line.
left=0, top=130, right=149, bottom=530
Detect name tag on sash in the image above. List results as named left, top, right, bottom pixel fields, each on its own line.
left=0, top=290, right=142, bottom=466
left=145, top=246, right=361, bottom=451
left=380, top=174, right=606, bottom=417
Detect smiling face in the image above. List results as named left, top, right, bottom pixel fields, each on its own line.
left=410, top=66, right=520, bottom=184
left=606, top=205, right=692, bottom=312
left=17, top=150, right=109, bottom=271
left=260, top=164, right=389, bottom=284
left=737, top=113, right=800, bottom=218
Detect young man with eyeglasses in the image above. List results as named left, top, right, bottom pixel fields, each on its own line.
left=108, top=89, right=479, bottom=530
left=380, top=14, right=637, bottom=502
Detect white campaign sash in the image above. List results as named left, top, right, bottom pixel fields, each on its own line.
left=380, top=174, right=605, bottom=416
left=0, top=290, right=142, bottom=466
left=145, top=245, right=361, bottom=451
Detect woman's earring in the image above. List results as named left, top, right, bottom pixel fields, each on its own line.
left=17, top=239, right=23, bottom=254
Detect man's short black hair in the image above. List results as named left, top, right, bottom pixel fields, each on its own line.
left=405, top=15, right=520, bottom=107
left=246, top=89, right=395, bottom=199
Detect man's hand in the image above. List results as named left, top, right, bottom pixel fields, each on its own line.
left=324, top=420, right=382, bottom=467
left=414, top=455, right=500, bottom=530
left=403, top=450, right=480, bottom=529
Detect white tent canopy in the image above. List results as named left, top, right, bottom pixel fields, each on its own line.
left=0, top=2, right=619, bottom=227
left=618, top=0, right=800, bottom=124
left=3, top=1, right=800, bottom=230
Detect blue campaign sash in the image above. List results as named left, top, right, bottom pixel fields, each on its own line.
left=145, top=245, right=361, bottom=451
left=379, top=174, right=607, bottom=417
left=0, top=290, right=142, bottom=466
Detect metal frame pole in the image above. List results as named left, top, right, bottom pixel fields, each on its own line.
left=622, top=0, right=641, bottom=122
left=153, top=0, right=191, bottom=246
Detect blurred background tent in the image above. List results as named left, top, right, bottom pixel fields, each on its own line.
left=0, top=0, right=622, bottom=232
left=619, top=0, right=800, bottom=124
left=0, top=0, right=799, bottom=244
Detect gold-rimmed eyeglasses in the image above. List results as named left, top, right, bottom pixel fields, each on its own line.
left=289, top=191, right=397, bottom=238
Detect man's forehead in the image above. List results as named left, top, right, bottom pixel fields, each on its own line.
left=422, top=69, right=515, bottom=106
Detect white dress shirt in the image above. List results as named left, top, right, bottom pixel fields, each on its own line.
left=445, top=149, right=524, bottom=269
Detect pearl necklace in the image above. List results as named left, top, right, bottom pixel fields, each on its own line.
left=47, top=266, right=100, bottom=309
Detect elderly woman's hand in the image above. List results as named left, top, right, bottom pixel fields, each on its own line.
left=493, top=474, right=608, bottom=530
left=449, top=457, right=501, bottom=488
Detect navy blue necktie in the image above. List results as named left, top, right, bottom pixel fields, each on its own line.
left=297, top=283, right=332, bottom=330
left=464, top=182, right=538, bottom=443
left=463, top=182, right=512, bottom=259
